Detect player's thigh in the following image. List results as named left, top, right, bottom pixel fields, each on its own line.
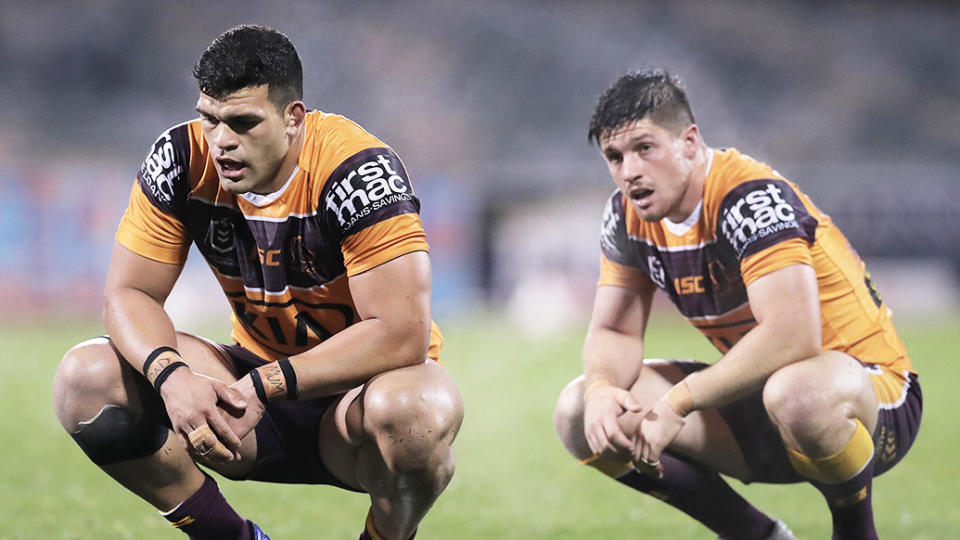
left=54, top=333, right=251, bottom=466
left=763, top=350, right=879, bottom=436
left=172, top=331, right=240, bottom=384
left=318, top=361, right=463, bottom=490
left=629, top=359, right=753, bottom=481
left=54, top=332, right=237, bottom=423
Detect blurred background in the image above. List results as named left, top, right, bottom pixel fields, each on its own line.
left=1, top=0, right=958, bottom=331
left=3, top=1, right=960, bottom=538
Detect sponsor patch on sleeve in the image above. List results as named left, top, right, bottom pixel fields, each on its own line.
left=600, top=190, right=629, bottom=263
left=717, top=179, right=818, bottom=259
left=136, top=124, right=191, bottom=214
left=321, top=148, right=420, bottom=237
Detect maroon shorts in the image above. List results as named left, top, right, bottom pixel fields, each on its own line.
left=138, top=343, right=361, bottom=491
left=674, top=360, right=922, bottom=484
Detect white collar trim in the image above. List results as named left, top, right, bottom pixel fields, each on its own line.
left=664, top=199, right=702, bottom=235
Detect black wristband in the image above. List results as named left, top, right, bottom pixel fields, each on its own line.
left=142, top=346, right=179, bottom=378
left=250, top=368, right=269, bottom=404
left=277, top=358, right=298, bottom=401
left=152, top=361, right=188, bottom=392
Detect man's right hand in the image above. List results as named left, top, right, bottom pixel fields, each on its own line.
left=583, top=381, right=642, bottom=459
left=158, top=367, right=247, bottom=462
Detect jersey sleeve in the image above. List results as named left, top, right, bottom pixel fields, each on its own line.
left=598, top=255, right=650, bottom=289
left=116, top=184, right=191, bottom=264
left=320, top=147, right=428, bottom=275
left=597, top=190, right=650, bottom=288
left=740, top=237, right=814, bottom=286
left=716, top=178, right=818, bottom=282
left=342, top=213, right=428, bottom=276
left=115, top=124, right=193, bottom=264
left=599, top=190, right=633, bottom=265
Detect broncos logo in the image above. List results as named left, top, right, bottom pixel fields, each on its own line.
left=288, top=235, right=321, bottom=280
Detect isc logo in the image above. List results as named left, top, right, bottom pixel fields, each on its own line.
left=324, top=153, right=410, bottom=228
left=720, top=183, right=797, bottom=254
left=141, top=131, right=182, bottom=205
left=674, top=275, right=705, bottom=295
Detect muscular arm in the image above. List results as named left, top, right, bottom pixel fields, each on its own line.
left=627, top=263, right=821, bottom=468
left=684, top=263, right=822, bottom=410
left=277, top=250, right=433, bottom=400
left=104, top=241, right=245, bottom=458
left=583, top=281, right=655, bottom=389
left=103, top=242, right=183, bottom=372
left=580, top=278, right=656, bottom=457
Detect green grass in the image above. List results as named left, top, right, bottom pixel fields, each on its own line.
left=2, top=312, right=957, bottom=538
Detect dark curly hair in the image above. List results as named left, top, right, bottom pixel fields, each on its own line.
left=588, top=69, right=695, bottom=145
left=193, top=25, right=303, bottom=109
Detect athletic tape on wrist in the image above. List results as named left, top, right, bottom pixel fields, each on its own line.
left=665, top=379, right=695, bottom=417
left=253, top=361, right=293, bottom=402
left=249, top=368, right=269, bottom=404
left=277, top=358, right=298, bottom=401
left=583, top=378, right=613, bottom=401
left=152, top=361, right=188, bottom=392
left=142, top=346, right=179, bottom=378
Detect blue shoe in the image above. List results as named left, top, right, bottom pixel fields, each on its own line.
left=248, top=520, right=271, bottom=540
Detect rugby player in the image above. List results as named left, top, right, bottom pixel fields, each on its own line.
left=553, top=70, right=920, bottom=539
left=53, top=25, right=462, bottom=540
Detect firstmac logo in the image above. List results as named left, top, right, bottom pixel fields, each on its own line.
left=325, top=152, right=412, bottom=229
left=720, top=182, right=799, bottom=256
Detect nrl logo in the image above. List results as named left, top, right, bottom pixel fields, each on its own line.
left=647, top=255, right=667, bottom=289
left=207, top=217, right=235, bottom=254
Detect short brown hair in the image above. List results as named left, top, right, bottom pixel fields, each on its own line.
left=588, top=69, right=695, bottom=145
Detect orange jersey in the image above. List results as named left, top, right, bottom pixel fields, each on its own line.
left=598, top=148, right=913, bottom=383
left=117, top=110, right=442, bottom=361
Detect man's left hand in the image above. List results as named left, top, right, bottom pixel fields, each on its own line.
left=223, top=374, right=267, bottom=442
left=631, top=397, right=687, bottom=477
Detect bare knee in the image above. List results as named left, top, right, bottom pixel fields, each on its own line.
left=554, top=376, right=589, bottom=458
left=763, top=370, right=832, bottom=446
left=362, top=370, right=463, bottom=473
left=53, top=338, right=128, bottom=430
left=762, top=353, right=875, bottom=452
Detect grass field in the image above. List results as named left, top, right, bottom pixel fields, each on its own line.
left=2, top=312, right=958, bottom=539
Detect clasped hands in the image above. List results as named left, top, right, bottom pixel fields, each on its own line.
left=583, top=383, right=688, bottom=478
left=159, top=368, right=265, bottom=463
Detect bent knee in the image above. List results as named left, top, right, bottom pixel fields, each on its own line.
left=763, top=378, right=829, bottom=440
left=762, top=354, right=873, bottom=437
left=53, top=338, right=128, bottom=428
left=363, top=379, right=463, bottom=468
left=553, top=377, right=584, bottom=440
